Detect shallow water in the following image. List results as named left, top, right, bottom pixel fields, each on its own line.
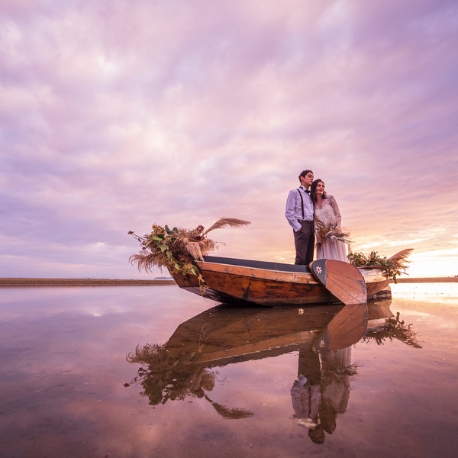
left=1, top=284, right=457, bottom=457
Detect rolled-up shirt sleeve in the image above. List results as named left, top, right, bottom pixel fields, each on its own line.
left=285, top=190, right=302, bottom=232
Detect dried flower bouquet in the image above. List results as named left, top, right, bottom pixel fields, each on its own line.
left=129, top=217, right=250, bottom=279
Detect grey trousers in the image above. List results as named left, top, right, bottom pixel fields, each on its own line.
left=293, top=220, right=315, bottom=265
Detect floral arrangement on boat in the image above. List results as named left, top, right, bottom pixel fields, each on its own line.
left=347, top=249, right=413, bottom=282
left=128, top=218, right=251, bottom=279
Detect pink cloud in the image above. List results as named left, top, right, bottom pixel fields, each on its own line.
left=1, top=0, right=457, bottom=277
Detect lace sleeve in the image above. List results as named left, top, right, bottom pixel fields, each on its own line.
left=329, top=195, right=342, bottom=229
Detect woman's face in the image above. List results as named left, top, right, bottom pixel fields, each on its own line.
left=316, top=181, right=325, bottom=195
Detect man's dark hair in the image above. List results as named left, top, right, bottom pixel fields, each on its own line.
left=298, top=170, right=313, bottom=182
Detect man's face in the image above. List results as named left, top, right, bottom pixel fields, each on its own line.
left=301, top=172, right=314, bottom=188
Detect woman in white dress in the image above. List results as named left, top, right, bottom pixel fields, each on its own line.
left=310, top=179, right=347, bottom=262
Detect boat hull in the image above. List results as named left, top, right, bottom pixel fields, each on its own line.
left=170, top=256, right=389, bottom=306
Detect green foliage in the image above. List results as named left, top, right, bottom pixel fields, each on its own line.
left=129, top=218, right=250, bottom=281
left=129, top=223, right=206, bottom=280
left=347, top=250, right=408, bottom=283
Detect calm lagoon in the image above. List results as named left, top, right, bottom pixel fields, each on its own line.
left=0, top=283, right=457, bottom=457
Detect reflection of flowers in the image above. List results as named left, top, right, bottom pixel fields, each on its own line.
left=315, top=218, right=352, bottom=246
left=124, top=342, right=253, bottom=419
left=362, top=312, right=421, bottom=348
left=124, top=343, right=214, bottom=404
left=321, top=362, right=359, bottom=388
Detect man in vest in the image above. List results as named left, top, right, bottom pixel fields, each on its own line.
left=285, top=169, right=315, bottom=265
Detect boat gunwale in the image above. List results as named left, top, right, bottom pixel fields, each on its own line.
left=198, top=256, right=387, bottom=285
left=202, top=256, right=312, bottom=273
left=196, top=261, right=319, bottom=285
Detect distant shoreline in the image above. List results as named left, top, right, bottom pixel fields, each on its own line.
left=0, top=278, right=176, bottom=287
left=392, top=277, right=458, bottom=283
left=0, top=277, right=456, bottom=287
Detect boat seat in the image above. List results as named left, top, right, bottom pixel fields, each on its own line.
left=202, top=256, right=311, bottom=273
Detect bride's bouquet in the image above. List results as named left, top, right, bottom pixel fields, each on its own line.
left=314, top=217, right=352, bottom=246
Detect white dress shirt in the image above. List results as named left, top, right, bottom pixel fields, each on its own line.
left=285, top=186, right=314, bottom=231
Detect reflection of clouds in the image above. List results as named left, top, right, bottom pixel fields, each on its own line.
left=2, top=342, right=298, bottom=455
left=392, top=283, right=458, bottom=304
left=2, top=286, right=458, bottom=455
left=0, top=285, right=191, bottom=320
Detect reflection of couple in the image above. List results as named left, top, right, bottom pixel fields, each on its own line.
left=285, top=169, right=347, bottom=265
left=291, top=346, right=354, bottom=444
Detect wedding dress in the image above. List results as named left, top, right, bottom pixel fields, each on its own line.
left=314, top=195, right=348, bottom=262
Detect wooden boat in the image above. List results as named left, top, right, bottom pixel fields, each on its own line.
left=170, top=255, right=390, bottom=306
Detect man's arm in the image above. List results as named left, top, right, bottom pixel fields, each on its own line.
left=285, top=190, right=302, bottom=231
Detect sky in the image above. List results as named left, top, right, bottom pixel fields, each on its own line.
left=1, top=0, right=457, bottom=279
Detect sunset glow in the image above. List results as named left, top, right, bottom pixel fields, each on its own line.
left=1, top=0, right=457, bottom=279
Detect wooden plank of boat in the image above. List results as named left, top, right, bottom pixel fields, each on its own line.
left=309, top=259, right=367, bottom=305
left=196, top=258, right=336, bottom=306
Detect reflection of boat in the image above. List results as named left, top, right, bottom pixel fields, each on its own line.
left=164, top=302, right=368, bottom=366
left=171, top=256, right=390, bottom=306
left=126, top=300, right=420, bottom=433
left=126, top=303, right=370, bottom=409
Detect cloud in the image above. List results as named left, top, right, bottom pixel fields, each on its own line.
left=1, top=0, right=457, bottom=277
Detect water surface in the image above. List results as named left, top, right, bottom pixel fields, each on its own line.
left=1, top=284, right=457, bottom=457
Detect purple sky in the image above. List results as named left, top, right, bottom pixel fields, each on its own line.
left=1, top=0, right=457, bottom=278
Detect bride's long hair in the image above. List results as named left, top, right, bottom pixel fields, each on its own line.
left=310, top=179, right=328, bottom=203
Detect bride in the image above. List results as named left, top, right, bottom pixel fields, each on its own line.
left=310, top=179, right=348, bottom=262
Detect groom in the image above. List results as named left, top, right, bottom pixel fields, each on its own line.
left=285, top=169, right=315, bottom=265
